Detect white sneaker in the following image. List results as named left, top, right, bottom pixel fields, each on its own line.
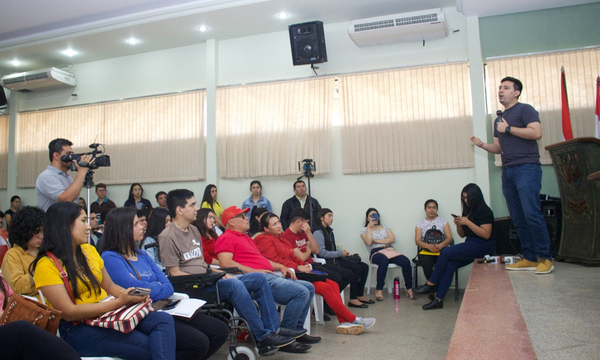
left=336, top=322, right=364, bottom=335
left=353, top=317, right=376, bottom=330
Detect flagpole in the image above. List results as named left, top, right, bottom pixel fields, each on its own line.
left=561, top=67, right=574, bottom=141
left=595, top=76, right=600, bottom=139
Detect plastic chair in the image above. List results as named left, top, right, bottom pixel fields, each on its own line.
left=411, top=248, right=459, bottom=301
left=365, top=262, right=402, bottom=294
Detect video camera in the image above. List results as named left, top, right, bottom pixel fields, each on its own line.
left=298, top=158, right=316, bottom=178
left=61, top=143, right=111, bottom=171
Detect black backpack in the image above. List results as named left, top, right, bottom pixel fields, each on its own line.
left=423, top=225, right=445, bottom=246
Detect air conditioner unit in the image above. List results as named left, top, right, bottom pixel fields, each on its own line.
left=348, top=8, right=448, bottom=47
left=0, top=67, right=76, bottom=92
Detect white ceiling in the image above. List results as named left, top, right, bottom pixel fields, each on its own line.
left=0, top=0, right=597, bottom=77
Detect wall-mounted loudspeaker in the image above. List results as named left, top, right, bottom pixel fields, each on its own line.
left=289, top=21, right=327, bottom=66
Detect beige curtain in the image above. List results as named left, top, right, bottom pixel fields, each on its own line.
left=487, top=47, right=600, bottom=165
left=339, top=62, right=473, bottom=174
left=216, top=78, right=334, bottom=178
left=0, top=115, right=8, bottom=189
left=16, top=90, right=205, bottom=187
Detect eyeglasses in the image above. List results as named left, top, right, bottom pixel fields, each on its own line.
left=234, top=213, right=247, bottom=220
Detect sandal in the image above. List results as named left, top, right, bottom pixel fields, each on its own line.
left=405, top=289, right=418, bottom=300
left=375, top=290, right=384, bottom=301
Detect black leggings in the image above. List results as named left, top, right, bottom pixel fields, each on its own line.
left=335, top=258, right=370, bottom=299
left=0, top=321, right=81, bottom=360
left=174, top=313, right=229, bottom=360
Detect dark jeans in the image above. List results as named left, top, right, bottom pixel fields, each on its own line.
left=417, top=254, right=439, bottom=281
left=502, top=163, right=552, bottom=261
left=335, top=258, right=369, bottom=299
left=58, top=311, right=176, bottom=359
left=313, top=263, right=352, bottom=293
left=429, top=237, right=495, bottom=300
left=174, top=313, right=229, bottom=360
left=0, top=321, right=80, bottom=360
left=371, top=251, right=412, bottom=291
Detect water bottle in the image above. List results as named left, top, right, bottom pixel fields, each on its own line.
left=393, top=277, right=400, bottom=300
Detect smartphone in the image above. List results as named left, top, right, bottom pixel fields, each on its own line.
left=371, top=213, right=379, bottom=222
left=451, top=214, right=459, bottom=218
left=162, top=299, right=181, bottom=310
left=129, top=288, right=151, bottom=297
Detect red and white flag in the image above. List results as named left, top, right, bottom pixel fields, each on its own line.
left=595, top=76, right=600, bottom=139
left=561, top=67, right=574, bottom=141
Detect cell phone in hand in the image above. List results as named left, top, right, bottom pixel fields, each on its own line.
left=129, top=288, right=151, bottom=297
left=371, top=213, right=379, bottom=222
left=451, top=214, right=459, bottom=218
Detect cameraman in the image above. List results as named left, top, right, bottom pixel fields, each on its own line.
left=36, top=138, right=93, bottom=211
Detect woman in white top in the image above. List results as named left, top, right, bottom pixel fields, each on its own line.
left=361, top=208, right=414, bottom=301
left=415, top=199, right=453, bottom=283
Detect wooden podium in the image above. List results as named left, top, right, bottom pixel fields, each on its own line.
left=546, top=138, right=600, bottom=265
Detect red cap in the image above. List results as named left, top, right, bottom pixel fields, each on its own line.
left=221, top=206, right=250, bottom=226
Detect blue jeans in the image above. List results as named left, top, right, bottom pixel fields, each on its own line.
left=216, top=274, right=279, bottom=341
left=502, top=163, right=552, bottom=261
left=370, top=251, right=412, bottom=291
left=58, top=311, right=175, bottom=360
left=429, top=237, right=495, bottom=300
left=264, top=273, right=314, bottom=330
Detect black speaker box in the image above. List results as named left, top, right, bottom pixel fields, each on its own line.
left=289, top=21, right=327, bottom=66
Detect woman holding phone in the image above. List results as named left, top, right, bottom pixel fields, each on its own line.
left=32, top=202, right=176, bottom=359
left=414, top=183, right=495, bottom=310
left=360, top=208, right=414, bottom=301
left=101, top=207, right=229, bottom=360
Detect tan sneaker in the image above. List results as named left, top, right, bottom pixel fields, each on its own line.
left=535, top=259, right=554, bottom=274
left=336, top=323, right=364, bottom=335
left=506, top=258, right=537, bottom=271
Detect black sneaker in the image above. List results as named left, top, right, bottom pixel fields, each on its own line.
left=260, top=333, right=295, bottom=348
left=278, top=327, right=307, bottom=338
left=279, top=341, right=311, bottom=353
left=296, top=333, right=321, bottom=344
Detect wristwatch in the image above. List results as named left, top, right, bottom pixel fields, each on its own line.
left=505, top=126, right=512, bottom=134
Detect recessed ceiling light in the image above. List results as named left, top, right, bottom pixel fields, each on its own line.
left=62, top=48, right=78, bottom=57
left=126, top=37, right=140, bottom=45
left=11, top=59, right=20, bottom=66
left=277, top=13, right=289, bottom=19
left=197, top=26, right=208, bottom=32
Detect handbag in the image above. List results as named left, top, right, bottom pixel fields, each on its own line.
left=46, top=251, right=153, bottom=334
left=295, top=270, right=328, bottom=282
left=342, top=254, right=362, bottom=263
left=0, top=293, right=61, bottom=334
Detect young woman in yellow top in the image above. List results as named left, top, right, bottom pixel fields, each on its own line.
left=32, top=202, right=176, bottom=360
left=201, top=184, right=224, bottom=227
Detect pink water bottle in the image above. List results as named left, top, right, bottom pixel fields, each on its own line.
left=393, top=277, right=400, bottom=300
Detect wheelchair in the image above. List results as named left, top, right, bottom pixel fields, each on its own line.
left=169, top=268, right=279, bottom=360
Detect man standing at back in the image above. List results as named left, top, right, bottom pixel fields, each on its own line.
left=280, top=180, right=321, bottom=230
left=90, top=183, right=116, bottom=224
left=36, top=138, right=92, bottom=211
left=471, top=76, right=553, bottom=274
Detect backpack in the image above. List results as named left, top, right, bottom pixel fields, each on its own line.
left=423, top=225, right=445, bottom=246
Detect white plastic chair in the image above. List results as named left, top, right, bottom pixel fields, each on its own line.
left=365, top=260, right=402, bottom=294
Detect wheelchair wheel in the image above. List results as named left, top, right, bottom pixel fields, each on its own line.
left=227, top=346, right=256, bottom=360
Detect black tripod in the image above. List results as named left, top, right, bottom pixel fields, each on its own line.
left=298, top=159, right=316, bottom=229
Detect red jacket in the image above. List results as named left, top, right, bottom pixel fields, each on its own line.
left=254, top=232, right=306, bottom=270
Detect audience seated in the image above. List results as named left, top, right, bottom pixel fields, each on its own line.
left=158, top=189, right=300, bottom=352
left=361, top=208, right=415, bottom=301
left=415, top=199, right=453, bottom=283
left=140, top=207, right=170, bottom=269
left=4, top=195, right=21, bottom=228
left=215, top=205, right=321, bottom=353
left=241, top=180, right=273, bottom=219
left=32, top=202, right=176, bottom=359
left=101, top=207, right=229, bottom=359
left=90, top=183, right=116, bottom=223
left=255, top=212, right=376, bottom=335
left=88, top=211, right=103, bottom=248
left=313, top=208, right=373, bottom=308
left=0, top=273, right=81, bottom=360
left=201, top=184, right=224, bottom=228
left=194, top=208, right=220, bottom=265
left=282, top=209, right=351, bottom=303
left=280, top=180, right=321, bottom=230
left=1, top=206, right=45, bottom=301
left=78, top=197, right=87, bottom=210
left=414, top=184, right=495, bottom=310
left=124, top=182, right=153, bottom=210
left=155, top=191, right=168, bottom=209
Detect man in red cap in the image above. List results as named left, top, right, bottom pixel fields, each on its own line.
left=216, top=205, right=321, bottom=353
